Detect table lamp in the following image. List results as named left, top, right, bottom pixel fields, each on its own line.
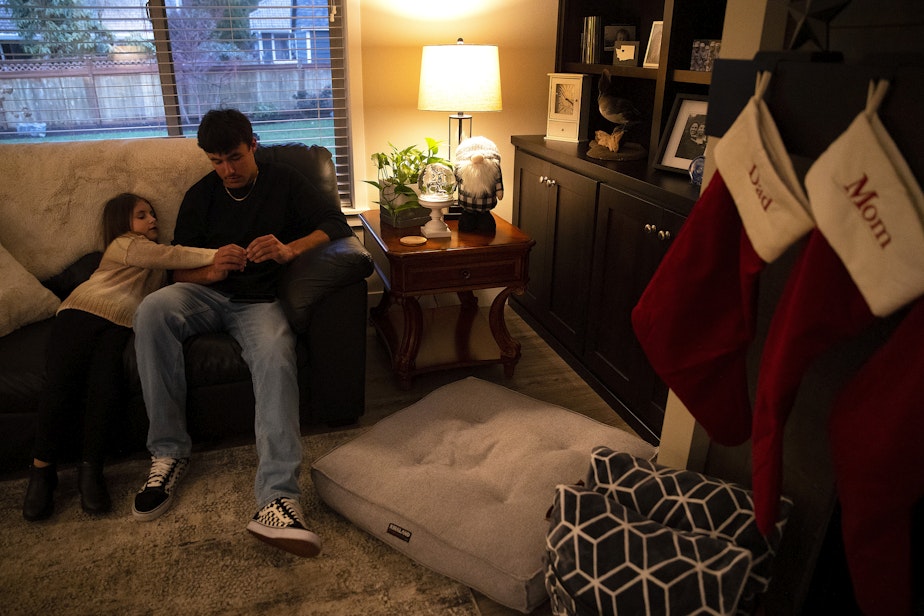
left=418, top=38, right=502, bottom=160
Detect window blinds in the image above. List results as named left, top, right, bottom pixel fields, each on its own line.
left=0, top=0, right=353, bottom=207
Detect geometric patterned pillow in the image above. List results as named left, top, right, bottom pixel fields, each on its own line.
left=545, top=484, right=753, bottom=616
left=585, top=448, right=793, bottom=613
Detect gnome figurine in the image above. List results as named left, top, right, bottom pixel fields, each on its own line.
left=454, top=136, right=503, bottom=233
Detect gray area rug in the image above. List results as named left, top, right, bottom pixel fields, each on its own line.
left=0, top=428, right=479, bottom=615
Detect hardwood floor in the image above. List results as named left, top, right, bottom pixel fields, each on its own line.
left=329, top=299, right=642, bottom=616
left=341, top=301, right=638, bottom=437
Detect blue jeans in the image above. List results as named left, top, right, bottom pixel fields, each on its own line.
left=133, top=282, right=301, bottom=507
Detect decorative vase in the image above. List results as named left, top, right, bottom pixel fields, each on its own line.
left=378, top=184, right=431, bottom=228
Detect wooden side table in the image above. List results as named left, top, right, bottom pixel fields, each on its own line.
left=360, top=210, right=535, bottom=389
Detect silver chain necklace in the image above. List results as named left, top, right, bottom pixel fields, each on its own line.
left=224, top=174, right=258, bottom=202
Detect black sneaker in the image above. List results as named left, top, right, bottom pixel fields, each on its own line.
left=132, top=456, right=189, bottom=521
left=246, top=497, right=322, bottom=557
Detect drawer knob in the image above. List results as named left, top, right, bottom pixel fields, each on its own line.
left=644, top=223, right=657, bottom=234
left=658, top=230, right=672, bottom=241
left=461, top=269, right=471, bottom=279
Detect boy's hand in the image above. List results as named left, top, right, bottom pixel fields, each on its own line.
left=246, top=234, right=295, bottom=264
left=215, top=244, right=248, bottom=272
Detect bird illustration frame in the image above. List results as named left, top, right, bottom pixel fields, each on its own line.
left=643, top=21, right=664, bottom=68
left=655, top=93, right=709, bottom=173
left=545, top=73, right=591, bottom=142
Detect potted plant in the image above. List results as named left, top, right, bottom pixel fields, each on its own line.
left=365, top=138, right=452, bottom=228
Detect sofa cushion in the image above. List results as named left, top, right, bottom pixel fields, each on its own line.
left=311, top=377, right=657, bottom=614
left=278, top=235, right=373, bottom=334
left=0, top=241, right=61, bottom=337
left=545, top=484, right=752, bottom=616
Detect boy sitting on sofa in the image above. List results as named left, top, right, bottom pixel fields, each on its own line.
left=131, top=108, right=352, bottom=558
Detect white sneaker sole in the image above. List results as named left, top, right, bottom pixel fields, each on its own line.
left=131, top=494, right=174, bottom=522
left=246, top=521, right=322, bottom=558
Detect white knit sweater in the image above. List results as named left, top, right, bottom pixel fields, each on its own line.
left=58, top=232, right=217, bottom=327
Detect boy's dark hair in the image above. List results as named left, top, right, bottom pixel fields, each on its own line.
left=197, top=108, right=255, bottom=154
left=102, top=192, right=152, bottom=245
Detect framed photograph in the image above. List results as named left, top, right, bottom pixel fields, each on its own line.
left=655, top=94, right=709, bottom=173
left=604, top=25, right=636, bottom=51
left=643, top=21, right=663, bottom=68
left=613, top=41, right=640, bottom=66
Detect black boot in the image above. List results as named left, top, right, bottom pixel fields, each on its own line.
left=23, top=464, right=58, bottom=521
left=78, top=461, right=111, bottom=514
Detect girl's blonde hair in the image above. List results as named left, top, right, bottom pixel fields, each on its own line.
left=101, top=193, right=153, bottom=245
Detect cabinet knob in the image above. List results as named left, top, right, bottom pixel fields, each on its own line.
left=658, top=230, right=672, bottom=241
left=539, top=175, right=557, bottom=186
left=461, top=269, right=471, bottom=280
left=644, top=223, right=657, bottom=234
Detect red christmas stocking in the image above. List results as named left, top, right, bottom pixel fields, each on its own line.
left=751, top=80, right=924, bottom=534
left=750, top=230, right=874, bottom=534
left=828, top=298, right=924, bottom=616
left=633, top=73, right=812, bottom=447
left=632, top=171, right=762, bottom=446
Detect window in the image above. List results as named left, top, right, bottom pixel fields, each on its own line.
left=258, top=32, right=295, bottom=64
left=0, top=0, right=353, bottom=207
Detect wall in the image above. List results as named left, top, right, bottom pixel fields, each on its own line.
left=346, top=0, right=558, bottom=223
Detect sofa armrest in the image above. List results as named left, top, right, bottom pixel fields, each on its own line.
left=278, top=234, right=373, bottom=334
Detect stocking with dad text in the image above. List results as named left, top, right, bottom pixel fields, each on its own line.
left=632, top=72, right=813, bottom=447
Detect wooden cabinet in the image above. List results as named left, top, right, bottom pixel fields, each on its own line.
left=555, top=0, right=727, bottom=164
left=511, top=137, right=693, bottom=443
left=509, top=0, right=728, bottom=442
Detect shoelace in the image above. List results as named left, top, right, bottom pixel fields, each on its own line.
left=259, top=498, right=303, bottom=527
left=144, top=458, right=179, bottom=488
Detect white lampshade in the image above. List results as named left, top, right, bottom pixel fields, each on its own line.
left=418, top=40, right=502, bottom=113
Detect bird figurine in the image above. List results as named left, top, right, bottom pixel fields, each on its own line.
left=588, top=69, right=646, bottom=160
left=598, top=69, right=642, bottom=133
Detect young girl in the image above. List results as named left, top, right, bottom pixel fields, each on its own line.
left=23, top=193, right=218, bottom=521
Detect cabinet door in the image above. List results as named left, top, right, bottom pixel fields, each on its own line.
left=543, top=163, right=598, bottom=353
left=637, top=207, right=684, bottom=427
left=584, top=183, right=679, bottom=439
left=512, top=152, right=598, bottom=354
left=512, top=152, right=552, bottom=316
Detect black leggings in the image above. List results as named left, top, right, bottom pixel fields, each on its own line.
left=31, top=309, right=131, bottom=465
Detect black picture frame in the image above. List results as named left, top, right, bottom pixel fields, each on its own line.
left=654, top=93, right=709, bottom=174
left=604, top=25, right=636, bottom=50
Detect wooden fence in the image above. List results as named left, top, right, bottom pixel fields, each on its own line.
left=0, top=56, right=332, bottom=132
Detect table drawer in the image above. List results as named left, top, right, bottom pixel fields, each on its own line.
left=402, top=256, right=526, bottom=292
